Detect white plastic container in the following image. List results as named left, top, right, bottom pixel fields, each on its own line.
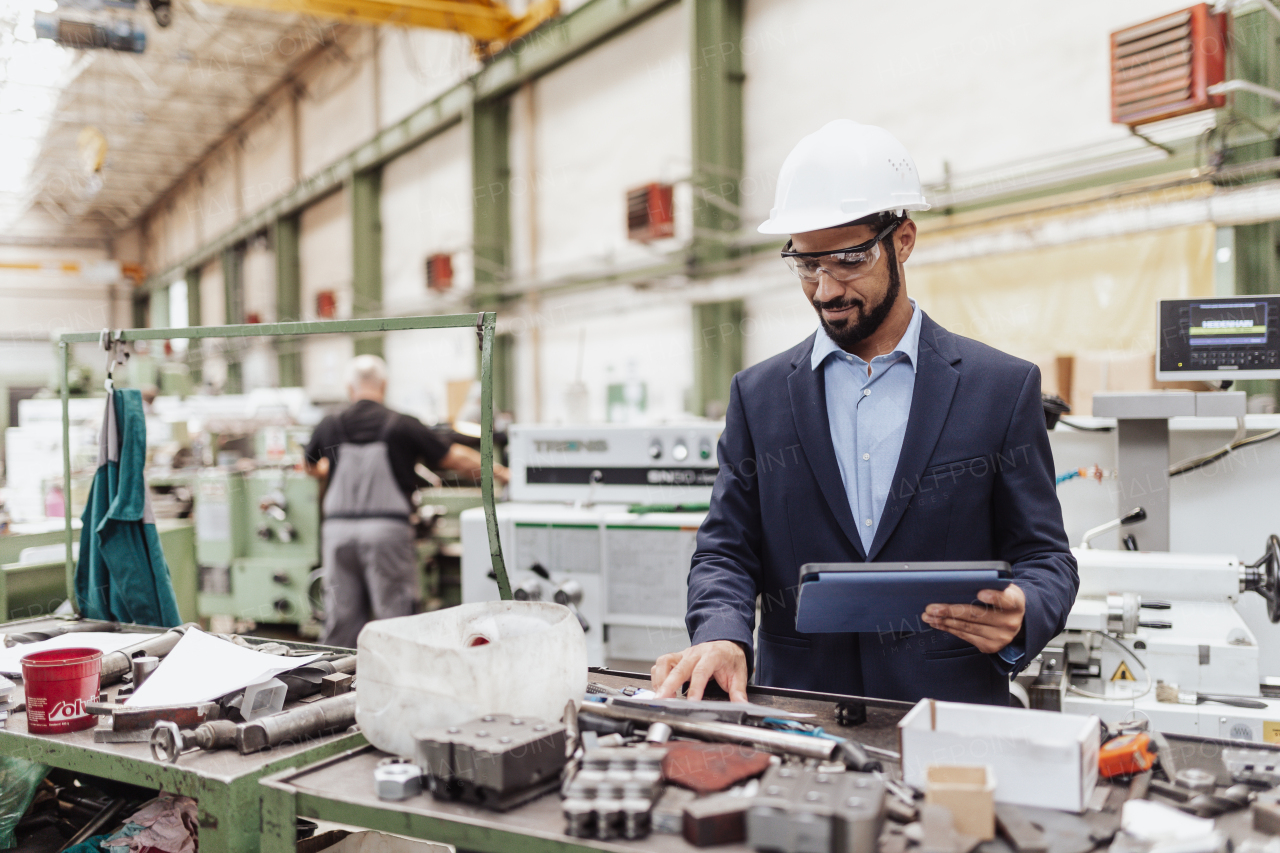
left=899, top=699, right=1100, bottom=813
left=356, top=601, right=588, bottom=758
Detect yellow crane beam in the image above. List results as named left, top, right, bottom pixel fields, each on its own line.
left=204, top=0, right=559, bottom=55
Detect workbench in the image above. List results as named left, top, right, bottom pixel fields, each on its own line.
left=0, top=617, right=364, bottom=853
left=258, top=669, right=911, bottom=853
left=258, top=669, right=1280, bottom=853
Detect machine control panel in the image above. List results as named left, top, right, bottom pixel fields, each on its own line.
left=1158, top=296, right=1280, bottom=381
left=508, top=424, right=723, bottom=504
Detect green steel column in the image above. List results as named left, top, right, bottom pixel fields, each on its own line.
left=132, top=293, right=148, bottom=328
left=1222, top=9, right=1280, bottom=174
left=688, top=0, right=744, bottom=269
left=150, top=286, right=170, bottom=332
left=221, top=245, right=244, bottom=393
left=1234, top=222, right=1280, bottom=402
left=185, top=267, right=202, bottom=386
left=352, top=169, right=385, bottom=359
left=60, top=341, right=75, bottom=611
left=691, top=299, right=743, bottom=419
left=478, top=312, right=511, bottom=600
left=274, top=215, right=303, bottom=386
left=472, top=97, right=512, bottom=310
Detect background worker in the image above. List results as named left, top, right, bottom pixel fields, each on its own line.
left=653, top=121, right=1077, bottom=705
left=305, top=354, right=509, bottom=647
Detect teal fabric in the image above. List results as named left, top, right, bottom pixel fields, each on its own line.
left=75, top=389, right=181, bottom=627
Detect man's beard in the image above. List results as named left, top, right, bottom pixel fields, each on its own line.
left=811, top=240, right=901, bottom=350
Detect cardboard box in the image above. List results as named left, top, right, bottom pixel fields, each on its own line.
left=899, top=699, right=1100, bottom=813
left=925, top=765, right=995, bottom=840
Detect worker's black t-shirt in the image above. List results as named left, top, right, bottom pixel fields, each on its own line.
left=304, top=400, right=450, bottom=500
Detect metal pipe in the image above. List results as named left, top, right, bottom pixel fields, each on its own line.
left=236, top=692, right=357, bottom=754
left=585, top=703, right=838, bottom=762
left=56, top=798, right=127, bottom=852
left=99, top=625, right=195, bottom=685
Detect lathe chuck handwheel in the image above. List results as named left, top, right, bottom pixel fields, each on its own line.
left=1244, top=535, right=1280, bottom=623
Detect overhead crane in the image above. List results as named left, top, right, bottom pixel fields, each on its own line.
left=203, top=0, right=560, bottom=56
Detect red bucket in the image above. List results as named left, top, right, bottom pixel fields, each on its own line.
left=21, top=648, right=103, bottom=734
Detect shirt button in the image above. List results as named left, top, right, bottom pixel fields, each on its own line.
left=864, top=519, right=873, bottom=527
left=863, top=389, right=871, bottom=396
left=862, top=453, right=870, bottom=461
left=845, top=355, right=853, bottom=362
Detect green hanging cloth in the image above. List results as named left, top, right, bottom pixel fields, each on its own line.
left=75, top=388, right=181, bottom=627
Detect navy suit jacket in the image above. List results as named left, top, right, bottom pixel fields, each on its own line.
left=686, top=312, right=1078, bottom=705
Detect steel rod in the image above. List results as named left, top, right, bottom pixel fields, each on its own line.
left=60, top=341, right=75, bottom=614
left=586, top=703, right=839, bottom=762
left=56, top=313, right=482, bottom=344
left=478, top=312, right=511, bottom=600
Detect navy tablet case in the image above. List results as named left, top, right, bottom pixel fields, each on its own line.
left=794, top=561, right=1013, bottom=634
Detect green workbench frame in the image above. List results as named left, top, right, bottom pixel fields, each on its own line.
left=56, top=313, right=513, bottom=606
left=0, top=617, right=367, bottom=853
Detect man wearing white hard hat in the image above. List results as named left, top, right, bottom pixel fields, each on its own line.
left=652, top=121, right=1077, bottom=705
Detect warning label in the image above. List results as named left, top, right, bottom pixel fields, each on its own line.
left=1111, top=661, right=1137, bottom=682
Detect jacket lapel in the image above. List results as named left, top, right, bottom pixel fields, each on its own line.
left=787, top=334, right=866, bottom=560
left=866, top=314, right=961, bottom=560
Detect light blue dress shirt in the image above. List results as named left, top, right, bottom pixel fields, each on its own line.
left=811, top=299, right=922, bottom=554
left=811, top=300, right=1023, bottom=671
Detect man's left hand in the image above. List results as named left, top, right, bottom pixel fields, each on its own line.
left=921, top=584, right=1025, bottom=654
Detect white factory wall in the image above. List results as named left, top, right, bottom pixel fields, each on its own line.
left=299, top=189, right=353, bottom=403
left=378, top=28, right=476, bottom=127
left=527, top=5, right=690, bottom=282
left=240, top=100, right=297, bottom=212
left=739, top=0, right=1196, bottom=225
left=240, top=239, right=278, bottom=390
left=198, top=260, right=228, bottom=390
left=382, top=122, right=477, bottom=422
left=299, top=29, right=379, bottom=176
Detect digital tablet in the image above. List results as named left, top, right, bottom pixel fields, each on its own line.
left=794, top=561, right=1013, bottom=634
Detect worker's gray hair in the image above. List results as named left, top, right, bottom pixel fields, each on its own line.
left=346, top=354, right=388, bottom=391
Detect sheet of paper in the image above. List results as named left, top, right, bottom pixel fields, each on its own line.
left=0, top=633, right=152, bottom=676
left=126, top=627, right=320, bottom=708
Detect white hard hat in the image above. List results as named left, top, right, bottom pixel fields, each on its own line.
left=758, top=120, right=930, bottom=235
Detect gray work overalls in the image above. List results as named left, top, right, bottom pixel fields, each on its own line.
left=319, top=411, right=420, bottom=648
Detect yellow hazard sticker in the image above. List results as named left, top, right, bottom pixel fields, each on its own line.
left=1111, top=661, right=1137, bottom=682
left=1264, top=722, right=1280, bottom=745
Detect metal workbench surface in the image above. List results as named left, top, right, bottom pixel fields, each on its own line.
left=258, top=669, right=914, bottom=853
left=257, top=670, right=1280, bottom=853
left=0, top=616, right=365, bottom=853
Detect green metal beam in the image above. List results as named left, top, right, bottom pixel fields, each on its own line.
left=185, top=266, right=202, bottom=386
left=140, top=0, right=678, bottom=296
left=688, top=0, right=744, bottom=268
left=274, top=215, right=303, bottom=386
left=351, top=170, right=385, bottom=359
left=221, top=245, right=244, bottom=393
left=472, top=98, right=512, bottom=310
left=690, top=299, right=742, bottom=418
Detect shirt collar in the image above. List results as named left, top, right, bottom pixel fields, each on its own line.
left=810, top=298, right=922, bottom=373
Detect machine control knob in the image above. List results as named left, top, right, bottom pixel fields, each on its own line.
left=1106, top=592, right=1141, bottom=635
left=699, top=438, right=712, bottom=461
left=272, top=572, right=291, bottom=586
left=514, top=578, right=543, bottom=601
left=256, top=524, right=274, bottom=541
left=672, top=441, right=689, bottom=462
left=649, top=439, right=663, bottom=460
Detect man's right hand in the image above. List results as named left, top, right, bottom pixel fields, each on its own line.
left=650, top=640, right=748, bottom=702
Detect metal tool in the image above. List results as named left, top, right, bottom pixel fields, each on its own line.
left=130, top=655, right=160, bottom=688
left=150, top=718, right=239, bottom=763
left=587, top=701, right=840, bottom=762
left=374, top=758, right=423, bottom=801
left=417, top=714, right=569, bottom=811
left=90, top=701, right=220, bottom=744
left=99, top=625, right=196, bottom=685
left=236, top=691, right=357, bottom=754
left=747, top=765, right=885, bottom=853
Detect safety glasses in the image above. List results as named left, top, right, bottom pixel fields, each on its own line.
left=780, top=218, right=900, bottom=282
